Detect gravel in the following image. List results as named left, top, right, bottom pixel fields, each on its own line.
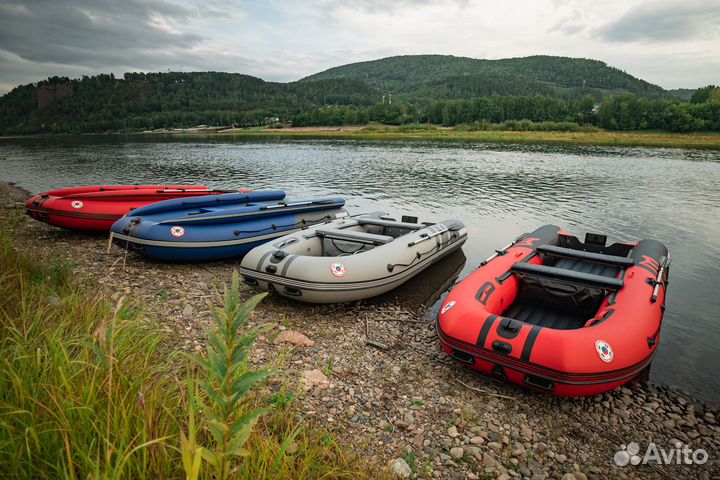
left=2, top=181, right=718, bottom=480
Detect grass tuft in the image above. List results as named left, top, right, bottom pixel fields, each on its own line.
left=0, top=231, right=389, bottom=479
left=0, top=230, right=182, bottom=478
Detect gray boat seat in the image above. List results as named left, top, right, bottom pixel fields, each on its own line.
left=511, top=262, right=624, bottom=291
left=356, top=217, right=424, bottom=230
left=536, top=245, right=633, bottom=267
left=315, top=228, right=394, bottom=245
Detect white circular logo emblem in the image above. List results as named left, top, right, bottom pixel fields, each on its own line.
left=71, top=200, right=84, bottom=209
left=614, top=442, right=641, bottom=466
left=330, top=263, right=346, bottom=277
left=441, top=301, right=456, bottom=314
left=170, top=226, right=185, bottom=238
left=595, top=340, right=614, bottom=363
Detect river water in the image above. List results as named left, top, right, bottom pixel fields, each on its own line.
left=1, top=135, right=719, bottom=403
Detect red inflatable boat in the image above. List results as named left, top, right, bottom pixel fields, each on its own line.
left=26, top=185, right=248, bottom=231
left=437, top=225, right=670, bottom=397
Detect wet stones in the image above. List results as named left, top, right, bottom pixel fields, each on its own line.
left=449, top=446, right=464, bottom=459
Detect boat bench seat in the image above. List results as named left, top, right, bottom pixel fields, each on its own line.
left=315, top=228, right=394, bottom=245
left=537, top=245, right=634, bottom=267
left=357, top=217, right=424, bottom=230
left=511, top=262, right=624, bottom=291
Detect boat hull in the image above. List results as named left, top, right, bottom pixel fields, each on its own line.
left=26, top=185, right=246, bottom=231
left=112, top=210, right=346, bottom=262
left=436, top=225, right=668, bottom=397
left=240, top=214, right=468, bottom=303
left=110, top=191, right=346, bottom=262
left=437, top=326, right=656, bottom=397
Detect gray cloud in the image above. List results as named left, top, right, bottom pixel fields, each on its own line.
left=0, top=0, right=204, bottom=68
left=0, top=0, right=281, bottom=89
left=0, top=0, right=448, bottom=89
left=599, top=0, right=720, bottom=42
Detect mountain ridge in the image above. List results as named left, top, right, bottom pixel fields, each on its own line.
left=300, top=54, right=668, bottom=100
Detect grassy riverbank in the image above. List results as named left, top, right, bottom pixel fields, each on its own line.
left=0, top=215, right=387, bottom=478
left=209, top=126, right=720, bottom=149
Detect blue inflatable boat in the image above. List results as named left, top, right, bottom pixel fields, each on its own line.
left=110, top=190, right=346, bottom=262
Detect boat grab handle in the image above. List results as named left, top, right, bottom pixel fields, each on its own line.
left=479, top=233, right=527, bottom=267
left=262, top=201, right=310, bottom=209
left=524, top=375, right=554, bottom=392
left=157, top=188, right=209, bottom=193
left=408, top=226, right=449, bottom=247
left=450, top=349, right=475, bottom=364
left=650, top=255, right=671, bottom=303
left=261, top=199, right=339, bottom=210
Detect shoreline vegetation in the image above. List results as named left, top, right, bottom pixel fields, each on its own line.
left=3, top=125, right=720, bottom=150
left=0, top=181, right=719, bottom=479
left=208, top=125, right=720, bottom=149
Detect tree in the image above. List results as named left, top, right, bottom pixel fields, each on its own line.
left=690, top=85, right=720, bottom=104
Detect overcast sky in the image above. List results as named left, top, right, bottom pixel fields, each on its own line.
left=0, top=0, right=718, bottom=94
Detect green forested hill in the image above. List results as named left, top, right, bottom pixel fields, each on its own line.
left=0, top=72, right=379, bottom=134
left=0, top=55, right=716, bottom=135
left=302, top=55, right=666, bottom=100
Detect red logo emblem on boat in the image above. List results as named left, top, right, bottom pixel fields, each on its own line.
left=170, top=226, right=185, bottom=238
left=330, top=263, right=346, bottom=277
left=515, top=237, right=539, bottom=248
left=71, top=200, right=84, bottom=209
left=639, top=255, right=659, bottom=273
left=595, top=340, right=614, bottom=363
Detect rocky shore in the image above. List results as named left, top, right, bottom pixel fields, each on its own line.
left=1, top=181, right=718, bottom=479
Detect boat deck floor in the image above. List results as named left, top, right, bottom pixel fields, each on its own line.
left=550, top=257, right=620, bottom=278
left=501, top=256, right=621, bottom=330
left=503, top=300, right=588, bottom=330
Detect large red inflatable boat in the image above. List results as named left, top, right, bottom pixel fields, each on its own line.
left=26, top=185, right=248, bottom=231
left=437, top=225, right=670, bottom=397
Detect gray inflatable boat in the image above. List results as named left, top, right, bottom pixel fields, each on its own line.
left=239, top=212, right=467, bottom=303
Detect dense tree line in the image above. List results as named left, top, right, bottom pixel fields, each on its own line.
left=0, top=68, right=717, bottom=134
left=0, top=72, right=379, bottom=134
left=293, top=93, right=720, bottom=132
left=596, top=95, right=720, bottom=131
